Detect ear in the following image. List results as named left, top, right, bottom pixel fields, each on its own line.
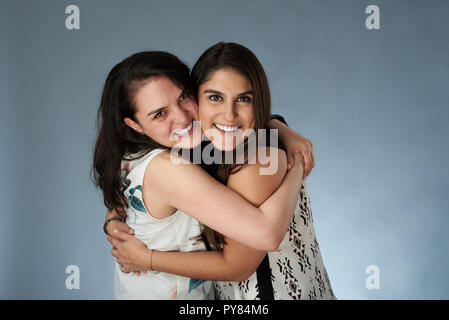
left=124, top=117, right=144, bottom=134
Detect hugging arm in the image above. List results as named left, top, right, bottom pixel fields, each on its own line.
left=111, top=233, right=265, bottom=281
left=267, top=117, right=314, bottom=179
left=107, top=151, right=302, bottom=252
left=110, top=148, right=293, bottom=281
left=148, top=149, right=303, bottom=251
left=105, top=118, right=313, bottom=241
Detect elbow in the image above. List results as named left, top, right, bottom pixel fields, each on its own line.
left=222, top=258, right=257, bottom=282
left=266, top=238, right=282, bottom=252
left=252, top=221, right=285, bottom=251
left=232, top=273, right=251, bottom=283
left=262, top=226, right=284, bottom=252
left=255, top=235, right=281, bottom=252
left=228, top=268, right=254, bottom=282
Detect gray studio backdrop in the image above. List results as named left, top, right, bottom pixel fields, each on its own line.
left=1, top=0, right=448, bottom=299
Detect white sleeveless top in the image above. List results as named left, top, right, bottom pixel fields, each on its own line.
left=114, top=148, right=214, bottom=300
left=214, top=182, right=336, bottom=300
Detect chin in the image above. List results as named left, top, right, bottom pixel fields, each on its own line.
left=176, top=136, right=203, bottom=150
left=210, top=141, right=237, bottom=152
left=221, top=144, right=237, bottom=152
left=171, top=121, right=203, bottom=150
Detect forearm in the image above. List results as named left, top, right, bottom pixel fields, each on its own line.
left=258, top=164, right=303, bottom=249
left=152, top=250, right=245, bottom=281
left=267, top=118, right=291, bottom=146
left=159, top=153, right=299, bottom=251
left=106, top=209, right=117, bottom=220
left=267, top=118, right=313, bottom=179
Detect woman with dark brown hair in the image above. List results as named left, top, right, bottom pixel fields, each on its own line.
left=109, top=43, right=335, bottom=300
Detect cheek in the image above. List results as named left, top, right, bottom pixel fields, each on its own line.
left=198, top=103, right=214, bottom=125
left=144, top=122, right=172, bottom=145
left=242, top=107, right=255, bottom=127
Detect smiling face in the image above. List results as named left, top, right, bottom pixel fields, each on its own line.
left=198, top=67, right=255, bottom=151
left=124, top=76, right=202, bottom=149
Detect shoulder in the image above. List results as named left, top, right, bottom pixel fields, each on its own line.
left=144, top=148, right=208, bottom=190
left=227, top=147, right=287, bottom=206
left=146, top=148, right=191, bottom=169
left=141, top=149, right=194, bottom=211
left=238, top=146, right=287, bottom=178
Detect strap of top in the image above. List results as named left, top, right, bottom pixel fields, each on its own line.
left=138, top=148, right=167, bottom=171
left=125, top=148, right=168, bottom=185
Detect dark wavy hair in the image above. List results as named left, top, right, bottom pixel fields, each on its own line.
left=92, top=51, right=193, bottom=218
left=192, top=42, right=272, bottom=251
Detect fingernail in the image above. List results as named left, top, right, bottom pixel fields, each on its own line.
left=288, top=162, right=291, bottom=169
left=114, top=229, right=118, bottom=234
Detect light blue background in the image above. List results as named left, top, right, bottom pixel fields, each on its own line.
left=1, top=0, right=448, bottom=299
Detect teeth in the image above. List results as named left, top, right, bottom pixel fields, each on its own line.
left=173, top=122, right=193, bottom=136
left=214, top=123, right=239, bottom=132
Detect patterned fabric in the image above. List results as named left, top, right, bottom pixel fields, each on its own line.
left=214, top=182, right=336, bottom=300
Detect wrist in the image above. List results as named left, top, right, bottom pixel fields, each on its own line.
left=149, top=249, right=158, bottom=272
left=103, top=217, right=125, bottom=235
left=105, top=220, right=120, bottom=235
left=139, top=248, right=154, bottom=271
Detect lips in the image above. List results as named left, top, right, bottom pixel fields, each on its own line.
left=172, top=122, right=193, bottom=137
left=213, top=123, right=241, bottom=133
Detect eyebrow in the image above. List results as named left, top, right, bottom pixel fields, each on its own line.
left=203, top=89, right=253, bottom=96
left=147, top=106, right=166, bottom=117
left=146, top=91, right=186, bottom=117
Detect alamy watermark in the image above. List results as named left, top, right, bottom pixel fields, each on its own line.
left=365, top=5, right=380, bottom=30
left=64, top=4, right=380, bottom=31
left=169, top=123, right=280, bottom=175
left=65, top=5, right=80, bottom=30
left=365, top=264, right=380, bottom=290
left=65, top=265, right=80, bottom=290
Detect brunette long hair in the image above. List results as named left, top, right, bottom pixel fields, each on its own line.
left=192, top=42, right=273, bottom=250
left=92, top=51, right=193, bottom=218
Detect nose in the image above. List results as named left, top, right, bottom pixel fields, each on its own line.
left=223, top=101, right=238, bottom=122
left=171, top=103, right=190, bottom=124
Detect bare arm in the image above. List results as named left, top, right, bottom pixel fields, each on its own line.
left=110, top=234, right=265, bottom=281
left=152, top=238, right=265, bottom=282
left=267, top=118, right=314, bottom=178
left=151, top=149, right=287, bottom=280
left=148, top=149, right=303, bottom=251
left=110, top=148, right=292, bottom=281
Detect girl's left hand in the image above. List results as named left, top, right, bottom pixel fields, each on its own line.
left=285, top=131, right=314, bottom=178
left=268, top=119, right=315, bottom=178
left=107, top=230, right=151, bottom=273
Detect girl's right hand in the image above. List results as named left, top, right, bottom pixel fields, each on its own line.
left=290, top=151, right=305, bottom=175
left=105, top=209, right=134, bottom=239
left=107, top=231, right=151, bottom=272
left=106, top=220, right=134, bottom=240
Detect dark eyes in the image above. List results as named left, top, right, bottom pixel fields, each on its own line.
left=209, top=94, right=222, bottom=102
left=208, top=95, right=252, bottom=103
left=179, top=90, right=188, bottom=102
left=236, top=96, right=251, bottom=103
left=153, top=90, right=188, bottom=120
left=154, top=110, right=166, bottom=119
